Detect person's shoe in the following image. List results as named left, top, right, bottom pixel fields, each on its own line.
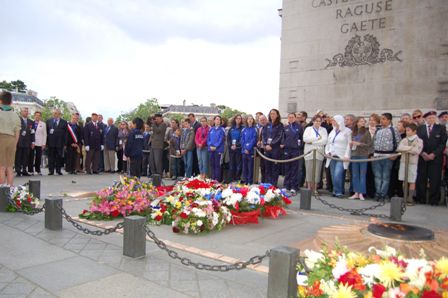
left=349, top=194, right=359, bottom=200
left=22, top=172, right=30, bottom=176
left=36, top=172, right=42, bottom=176
left=406, top=201, right=415, bottom=206
left=290, top=189, right=297, bottom=196
left=48, top=172, right=54, bottom=176
left=359, top=194, right=365, bottom=201
left=334, top=194, right=344, bottom=198
left=16, top=172, right=22, bottom=177
left=93, top=171, right=100, bottom=174
left=86, top=171, right=93, bottom=175
left=57, top=172, right=63, bottom=176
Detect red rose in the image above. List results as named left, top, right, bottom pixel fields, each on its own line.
left=27, top=197, right=32, bottom=203
left=282, top=197, right=292, bottom=205
left=155, top=215, right=163, bottom=221
left=239, top=187, right=248, bottom=197
left=111, top=210, right=120, bottom=217
left=259, top=186, right=266, bottom=195
left=422, top=290, right=442, bottom=298
left=160, top=205, right=167, bottom=213
left=82, top=209, right=88, bottom=214
left=179, top=197, right=184, bottom=202
left=372, top=284, right=386, bottom=298
left=338, top=270, right=365, bottom=291
left=180, top=212, right=188, bottom=219
left=172, top=226, right=180, bottom=233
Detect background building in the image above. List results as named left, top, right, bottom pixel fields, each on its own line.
left=9, top=90, right=44, bottom=115
left=161, top=101, right=220, bottom=118
left=278, top=0, right=448, bottom=117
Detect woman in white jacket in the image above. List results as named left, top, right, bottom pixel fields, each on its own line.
left=325, top=115, right=352, bottom=198
left=303, top=115, right=328, bottom=192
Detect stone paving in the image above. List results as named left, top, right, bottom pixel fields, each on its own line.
left=0, top=173, right=446, bottom=297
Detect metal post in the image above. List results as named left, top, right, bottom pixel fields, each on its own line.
left=300, top=188, right=312, bottom=210
left=403, top=152, right=410, bottom=204
left=29, top=180, right=41, bottom=199
left=152, top=174, right=161, bottom=187
left=390, top=197, right=403, bottom=221
left=267, top=246, right=299, bottom=298
left=311, top=149, right=317, bottom=190
left=253, top=150, right=260, bottom=184
left=0, top=186, right=11, bottom=212
left=123, top=216, right=146, bottom=258
left=45, top=198, right=63, bottom=230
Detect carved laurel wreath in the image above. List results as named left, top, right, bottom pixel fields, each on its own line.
left=326, top=34, right=402, bottom=68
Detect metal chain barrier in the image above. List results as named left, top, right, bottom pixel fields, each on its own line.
left=318, top=151, right=402, bottom=163
left=144, top=224, right=270, bottom=271
left=57, top=203, right=124, bottom=236
left=255, top=148, right=311, bottom=163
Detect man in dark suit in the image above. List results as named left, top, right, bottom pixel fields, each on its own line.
left=15, top=107, right=35, bottom=176
left=84, top=113, right=104, bottom=174
left=98, top=114, right=106, bottom=172
left=416, top=111, right=448, bottom=205
left=66, top=113, right=82, bottom=174
left=103, top=117, right=119, bottom=173
left=46, top=109, right=67, bottom=175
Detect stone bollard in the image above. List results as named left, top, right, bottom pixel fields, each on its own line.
left=152, top=174, right=162, bottom=187
left=299, top=188, right=312, bottom=210
left=29, top=180, right=41, bottom=199
left=390, top=197, right=403, bottom=222
left=123, top=216, right=146, bottom=258
left=267, top=246, right=299, bottom=298
left=45, top=198, right=63, bottom=230
left=0, top=186, right=11, bottom=212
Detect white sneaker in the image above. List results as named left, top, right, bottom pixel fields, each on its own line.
left=290, top=189, right=297, bottom=196
left=359, top=194, right=365, bottom=201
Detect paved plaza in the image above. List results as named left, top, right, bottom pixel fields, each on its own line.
left=0, top=173, right=447, bottom=297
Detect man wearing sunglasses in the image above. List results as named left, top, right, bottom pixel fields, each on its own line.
left=412, top=109, right=425, bottom=126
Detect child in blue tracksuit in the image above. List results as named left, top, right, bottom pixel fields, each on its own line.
left=228, top=115, right=243, bottom=181
left=125, top=118, right=145, bottom=178
left=207, top=116, right=225, bottom=181
left=241, top=115, right=257, bottom=184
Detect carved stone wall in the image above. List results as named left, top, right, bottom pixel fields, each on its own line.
left=278, top=0, right=448, bottom=117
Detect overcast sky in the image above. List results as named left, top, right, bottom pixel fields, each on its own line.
left=0, top=0, right=282, bottom=119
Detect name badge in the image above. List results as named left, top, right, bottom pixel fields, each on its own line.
left=50, top=129, right=55, bottom=134
left=21, top=131, right=26, bottom=136
left=119, top=140, right=123, bottom=145
left=31, top=129, right=35, bottom=134
left=232, top=139, right=236, bottom=145
left=297, top=139, right=301, bottom=146
left=267, top=138, right=272, bottom=145
left=176, top=150, right=180, bottom=155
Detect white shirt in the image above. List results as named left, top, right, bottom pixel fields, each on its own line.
left=34, top=121, right=47, bottom=147
left=303, top=126, right=328, bottom=161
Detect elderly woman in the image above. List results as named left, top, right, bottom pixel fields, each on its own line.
left=325, top=115, right=352, bottom=198
left=0, top=91, right=21, bottom=185
left=303, top=115, right=328, bottom=192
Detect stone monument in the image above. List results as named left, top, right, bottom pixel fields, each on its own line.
left=278, top=0, right=448, bottom=117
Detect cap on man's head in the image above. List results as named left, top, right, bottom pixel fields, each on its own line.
left=423, top=111, right=437, bottom=118
left=154, top=113, right=163, bottom=118
left=438, top=111, right=448, bottom=118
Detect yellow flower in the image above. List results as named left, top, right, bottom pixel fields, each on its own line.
left=435, top=257, right=448, bottom=278
left=175, top=201, right=182, bottom=209
left=297, top=286, right=306, bottom=298
left=378, top=261, right=403, bottom=288
left=330, top=284, right=356, bottom=298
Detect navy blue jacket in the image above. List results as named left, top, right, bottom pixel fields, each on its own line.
left=83, top=121, right=104, bottom=150
left=261, top=122, right=284, bottom=149
left=207, top=126, right=226, bottom=153
left=46, top=118, right=67, bottom=148
left=241, top=126, right=257, bottom=155
left=125, top=128, right=144, bottom=159
left=282, top=122, right=304, bottom=151
left=227, top=126, right=243, bottom=149
left=143, top=132, right=151, bottom=151
left=104, top=125, right=119, bottom=150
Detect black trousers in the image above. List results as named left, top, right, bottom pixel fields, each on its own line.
left=66, top=146, right=78, bottom=173
left=142, top=153, right=151, bottom=177
left=48, top=146, right=64, bottom=174
left=85, top=149, right=100, bottom=173
left=366, top=161, right=376, bottom=198
left=28, top=146, right=43, bottom=173
left=416, top=157, right=443, bottom=205
left=15, top=147, right=30, bottom=174
left=130, top=157, right=142, bottom=178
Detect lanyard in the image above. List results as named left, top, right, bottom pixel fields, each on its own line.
left=332, top=130, right=341, bottom=144
left=313, top=127, right=320, bottom=138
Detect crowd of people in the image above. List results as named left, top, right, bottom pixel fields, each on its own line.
left=1, top=90, right=447, bottom=206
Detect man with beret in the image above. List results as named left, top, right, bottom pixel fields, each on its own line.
left=416, top=111, right=447, bottom=205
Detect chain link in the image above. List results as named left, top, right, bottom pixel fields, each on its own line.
left=57, top=203, right=124, bottom=236
left=313, top=193, right=390, bottom=218
left=144, top=224, right=270, bottom=272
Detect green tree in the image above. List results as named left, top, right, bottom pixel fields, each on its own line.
left=220, top=107, right=245, bottom=120
left=40, top=97, right=72, bottom=121
left=116, top=98, right=161, bottom=124
left=0, top=80, right=27, bottom=92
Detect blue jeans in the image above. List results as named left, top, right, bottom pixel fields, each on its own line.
left=170, top=157, right=180, bottom=178
left=329, top=160, right=345, bottom=196
left=351, top=157, right=367, bottom=194
left=242, top=153, right=254, bottom=184
left=183, top=150, right=193, bottom=178
left=197, top=148, right=209, bottom=175
left=372, top=158, right=393, bottom=198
